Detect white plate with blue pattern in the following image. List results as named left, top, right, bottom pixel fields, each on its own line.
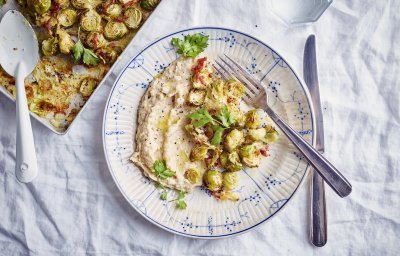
left=102, top=27, right=315, bottom=239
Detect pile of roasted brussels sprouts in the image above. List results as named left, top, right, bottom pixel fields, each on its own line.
left=17, top=0, right=160, bottom=65
left=185, top=58, right=279, bottom=201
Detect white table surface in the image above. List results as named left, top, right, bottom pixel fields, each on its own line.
left=0, top=0, right=399, bottom=255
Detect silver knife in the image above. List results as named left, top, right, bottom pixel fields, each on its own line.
left=304, top=35, right=327, bottom=247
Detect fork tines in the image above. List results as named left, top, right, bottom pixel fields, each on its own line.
left=213, top=55, right=263, bottom=104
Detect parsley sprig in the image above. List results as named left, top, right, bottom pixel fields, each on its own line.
left=152, top=160, right=175, bottom=179
left=169, top=191, right=187, bottom=209
left=157, top=183, right=167, bottom=200
left=71, top=29, right=99, bottom=66
left=171, top=33, right=209, bottom=58
left=187, top=106, right=235, bottom=145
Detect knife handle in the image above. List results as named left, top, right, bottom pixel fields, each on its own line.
left=310, top=170, right=327, bottom=246
left=264, top=106, right=352, bottom=198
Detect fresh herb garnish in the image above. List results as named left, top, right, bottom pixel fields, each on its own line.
left=153, top=160, right=175, bottom=179
left=160, top=190, right=167, bottom=200
left=72, top=29, right=99, bottom=66
left=211, top=126, right=225, bottom=146
left=187, top=108, right=214, bottom=128
left=171, top=33, right=209, bottom=58
left=157, top=183, right=168, bottom=200
left=216, top=106, right=235, bottom=128
left=187, top=106, right=235, bottom=145
left=169, top=191, right=187, bottom=209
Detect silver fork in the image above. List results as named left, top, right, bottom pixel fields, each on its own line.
left=213, top=55, right=352, bottom=198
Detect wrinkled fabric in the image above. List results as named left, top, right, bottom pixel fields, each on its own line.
left=0, top=0, right=399, bottom=255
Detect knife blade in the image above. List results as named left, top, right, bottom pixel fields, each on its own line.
left=304, top=35, right=327, bottom=247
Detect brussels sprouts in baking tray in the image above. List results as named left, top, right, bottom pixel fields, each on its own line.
left=0, top=0, right=161, bottom=134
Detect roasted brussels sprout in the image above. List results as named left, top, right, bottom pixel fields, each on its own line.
left=190, top=144, right=209, bottom=162
left=239, top=142, right=263, bottom=167
left=226, top=79, right=245, bottom=100
left=140, top=0, right=160, bottom=11
left=118, top=0, right=131, bottom=4
left=184, top=168, right=200, bottom=184
left=55, top=0, right=70, bottom=9
left=184, top=124, right=209, bottom=144
left=56, top=29, right=74, bottom=54
left=80, top=9, right=102, bottom=32
left=124, top=7, right=143, bottom=29
left=85, top=31, right=107, bottom=49
left=28, top=0, right=51, bottom=14
left=207, top=147, right=222, bottom=168
left=222, top=172, right=238, bottom=191
left=104, top=21, right=128, bottom=40
left=79, top=77, right=97, bottom=97
left=41, top=37, right=58, bottom=56
left=220, top=151, right=243, bottom=172
left=245, top=109, right=262, bottom=129
left=264, top=124, right=279, bottom=143
left=247, top=128, right=267, bottom=142
left=95, top=47, right=118, bottom=64
left=97, top=2, right=123, bottom=18
left=57, top=9, right=77, bottom=27
left=219, top=190, right=239, bottom=201
left=187, top=89, right=206, bottom=106
left=224, top=129, right=244, bottom=152
left=204, top=79, right=226, bottom=110
left=71, top=0, right=94, bottom=9
left=203, top=169, right=222, bottom=192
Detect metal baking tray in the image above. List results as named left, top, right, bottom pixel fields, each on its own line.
left=0, top=0, right=160, bottom=135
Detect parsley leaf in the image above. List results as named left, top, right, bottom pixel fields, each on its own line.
left=171, top=33, right=209, bottom=58
left=83, top=48, right=99, bottom=66
left=176, top=200, right=187, bottom=209
left=72, top=40, right=84, bottom=62
left=211, top=126, right=225, bottom=146
left=160, top=190, right=167, bottom=200
left=187, top=108, right=214, bottom=128
left=71, top=38, right=99, bottom=66
left=178, top=191, right=185, bottom=200
left=216, top=106, right=235, bottom=128
left=169, top=191, right=187, bottom=209
left=152, top=160, right=175, bottom=179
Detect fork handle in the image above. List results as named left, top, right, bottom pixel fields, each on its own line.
left=264, top=106, right=352, bottom=197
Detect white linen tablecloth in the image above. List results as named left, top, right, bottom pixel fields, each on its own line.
left=0, top=0, right=399, bottom=255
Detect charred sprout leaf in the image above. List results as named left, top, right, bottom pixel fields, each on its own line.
left=83, top=48, right=100, bottom=66
left=160, top=190, right=167, bottom=200
left=216, top=106, right=235, bottom=128
left=171, top=33, right=209, bottom=58
left=72, top=40, right=84, bottom=62
left=153, top=160, right=175, bottom=179
left=211, top=126, right=224, bottom=146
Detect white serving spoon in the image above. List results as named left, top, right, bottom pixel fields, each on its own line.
left=0, top=10, right=39, bottom=183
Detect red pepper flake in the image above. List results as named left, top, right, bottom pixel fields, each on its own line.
left=191, top=57, right=207, bottom=81
left=122, top=0, right=140, bottom=8
left=198, top=75, right=206, bottom=85
left=114, top=16, right=128, bottom=22
left=51, top=3, right=61, bottom=17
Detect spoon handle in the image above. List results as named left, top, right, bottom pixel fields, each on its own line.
left=15, top=63, right=38, bottom=183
